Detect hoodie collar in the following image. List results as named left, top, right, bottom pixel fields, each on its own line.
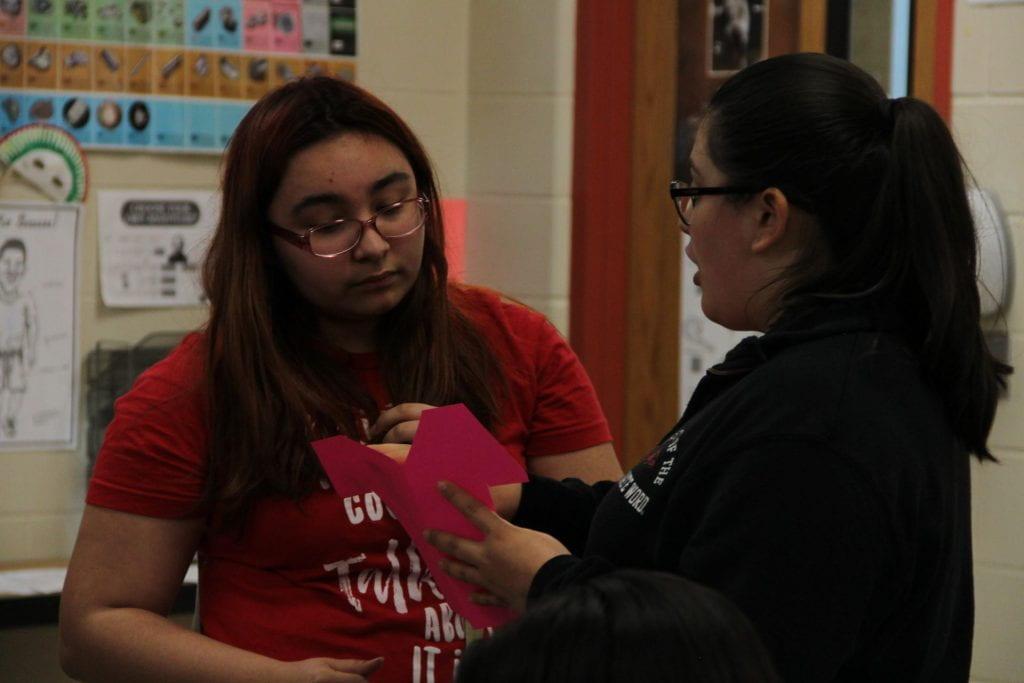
left=679, top=302, right=884, bottom=425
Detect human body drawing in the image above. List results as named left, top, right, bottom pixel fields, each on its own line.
left=0, top=238, right=38, bottom=439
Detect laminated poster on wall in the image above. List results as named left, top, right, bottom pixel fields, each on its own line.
left=0, top=0, right=358, bottom=152
left=0, top=201, right=80, bottom=452
left=98, top=189, right=218, bottom=307
left=679, top=254, right=749, bottom=410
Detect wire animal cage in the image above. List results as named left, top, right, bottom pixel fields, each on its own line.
left=84, top=331, right=186, bottom=470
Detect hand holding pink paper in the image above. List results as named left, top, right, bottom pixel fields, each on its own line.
left=311, top=404, right=527, bottom=628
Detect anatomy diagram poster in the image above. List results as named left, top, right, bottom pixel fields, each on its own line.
left=0, top=201, right=79, bottom=451
left=98, top=188, right=217, bottom=306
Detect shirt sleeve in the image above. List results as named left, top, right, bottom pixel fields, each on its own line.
left=677, top=438, right=886, bottom=683
left=527, top=554, right=618, bottom=605
left=522, top=319, right=612, bottom=457
left=86, top=338, right=209, bottom=519
left=515, top=475, right=619, bottom=603
left=513, top=474, right=616, bottom=553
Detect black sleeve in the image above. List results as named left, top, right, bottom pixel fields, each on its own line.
left=512, top=475, right=616, bottom=555
left=676, top=438, right=887, bottom=683
left=526, top=554, right=618, bottom=605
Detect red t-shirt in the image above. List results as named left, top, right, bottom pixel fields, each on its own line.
left=87, top=286, right=611, bottom=683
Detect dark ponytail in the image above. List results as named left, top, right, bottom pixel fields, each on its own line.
left=705, top=53, right=1010, bottom=461
left=876, top=97, right=1008, bottom=461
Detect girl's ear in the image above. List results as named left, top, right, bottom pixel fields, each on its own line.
left=750, top=187, right=790, bottom=254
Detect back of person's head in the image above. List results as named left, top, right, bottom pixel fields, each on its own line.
left=456, top=570, right=780, bottom=683
left=703, top=52, right=1010, bottom=460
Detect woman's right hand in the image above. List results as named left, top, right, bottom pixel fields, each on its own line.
left=281, top=656, right=384, bottom=682
left=425, top=481, right=568, bottom=613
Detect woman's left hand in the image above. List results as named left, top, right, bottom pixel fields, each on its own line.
left=366, top=443, right=410, bottom=464
left=425, top=481, right=570, bottom=613
left=370, top=403, right=436, bottom=444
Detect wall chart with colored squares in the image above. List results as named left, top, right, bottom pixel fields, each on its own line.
left=0, top=0, right=356, bottom=151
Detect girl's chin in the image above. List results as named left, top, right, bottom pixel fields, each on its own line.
left=326, top=292, right=406, bottom=322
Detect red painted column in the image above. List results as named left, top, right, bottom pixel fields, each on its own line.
left=569, top=1, right=636, bottom=449
left=934, top=0, right=954, bottom=123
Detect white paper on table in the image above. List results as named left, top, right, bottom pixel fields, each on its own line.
left=0, top=564, right=198, bottom=597
left=98, top=190, right=219, bottom=308
left=0, top=568, right=68, bottom=596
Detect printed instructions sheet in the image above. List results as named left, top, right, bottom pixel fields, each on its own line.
left=99, top=189, right=219, bottom=307
left=679, top=254, right=749, bottom=408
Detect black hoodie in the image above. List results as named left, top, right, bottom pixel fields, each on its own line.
left=516, top=304, right=973, bottom=683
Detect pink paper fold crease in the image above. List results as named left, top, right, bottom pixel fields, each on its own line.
left=312, top=404, right=528, bottom=628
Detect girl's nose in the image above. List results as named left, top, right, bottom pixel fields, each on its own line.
left=351, top=223, right=390, bottom=261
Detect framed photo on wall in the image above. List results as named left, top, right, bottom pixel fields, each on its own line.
left=707, top=0, right=769, bottom=75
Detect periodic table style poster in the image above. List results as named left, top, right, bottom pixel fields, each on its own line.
left=0, top=0, right=357, bottom=152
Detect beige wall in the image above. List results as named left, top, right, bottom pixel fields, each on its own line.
left=952, top=2, right=1024, bottom=682
left=358, top=1, right=470, bottom=199
left=0, top=0, right=576, bottom=568
left=462, top=1, right=577, bottom=333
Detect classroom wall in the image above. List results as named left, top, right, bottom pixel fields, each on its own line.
left=0, top=153, right=217, bottom=566
left=0, top=1, right=577, bottom=568
left=462, top=1, right=577, bottom=333
left=951, top=2, right=1024, bottom=682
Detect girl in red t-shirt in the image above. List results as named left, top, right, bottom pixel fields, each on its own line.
left=60, top=76, right=620, bottom=683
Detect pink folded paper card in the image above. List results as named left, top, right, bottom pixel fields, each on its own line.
left=312, top=403, right=528, bottom=629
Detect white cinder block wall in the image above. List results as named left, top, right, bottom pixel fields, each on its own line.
left=358, top=1, right=471, bottom=200
left=463, top=1, right=577, bottom=334
left=362, top=1, right=577, bottom=334
left=952, top=2, right=1024, bottom=682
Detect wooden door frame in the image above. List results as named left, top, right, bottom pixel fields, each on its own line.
left=569, top=0, right=679, bottom=467
left=570, top=0, right=953, bottom=467
left=913, top=0, right=955, bottom=122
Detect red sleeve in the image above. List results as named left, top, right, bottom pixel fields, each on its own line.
left=456, top=286, right=612, bottom=461
left=86, top=333, right=209, bottom=519
left=521, top=316, right=613, bottom=456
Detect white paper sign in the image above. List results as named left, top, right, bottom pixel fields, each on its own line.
left=0, top=202, right=80, bottom=451
left=679, top=251, right=749, bottom=410
left=99, top=190, right=219, bottom=308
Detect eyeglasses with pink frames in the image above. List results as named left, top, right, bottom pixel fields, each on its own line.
left=270, top=195, right=429, bottom=257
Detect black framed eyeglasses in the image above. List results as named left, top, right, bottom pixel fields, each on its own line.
left=670, top=180, right=760, bottom=227
left=270, top=195, right=429, bottom=257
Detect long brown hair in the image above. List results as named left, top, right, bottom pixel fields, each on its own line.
left=201, top=76, right=504, bottom=529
